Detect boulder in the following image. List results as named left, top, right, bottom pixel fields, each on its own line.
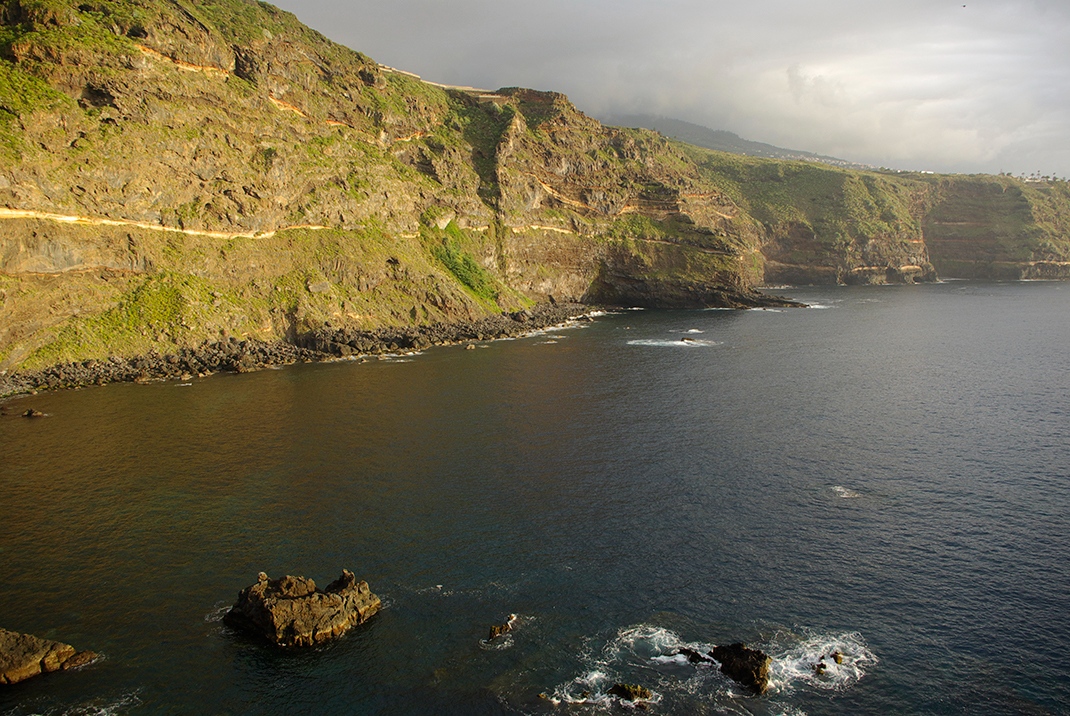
left=0, top=628, right=96, bottom=684
left=488, top=623, right=511, bottom=640
left=223, top=570, right=380, bottom=646
left=487, top=614, right=517, bottom=641
left=21, top=409, right=44, bottom=418
left=607, top=683, right=652, bottom=701
left=710, top=642, right=772, bottom=694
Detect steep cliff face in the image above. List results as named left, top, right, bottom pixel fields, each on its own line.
left=2, top=0, right=1068, bottom=375
left=683, top=146, right=938, bottom=285
left=681, top=145, right=1070, bottom=284
left=921, top=176, right=1070, bottom=279
left=486, top=88, right=770, bottom=306
left=0, top=0, right=787, bottom=371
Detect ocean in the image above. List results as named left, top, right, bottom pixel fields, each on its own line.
left=2, top=281, right=1068, bottom=714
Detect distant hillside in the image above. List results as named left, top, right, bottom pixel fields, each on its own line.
left=600, top=114, right=874, bottom=170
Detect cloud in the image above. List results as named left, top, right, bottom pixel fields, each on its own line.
left=272, top=0, right=1070, bottom=176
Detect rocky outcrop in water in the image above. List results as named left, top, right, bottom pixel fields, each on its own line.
left=607, top=683, right=652, bottom=702
left=0, top=628, right=96, bottom=685
left=710, top=642, right=772, bottom=694
left=223, top=570, right=380, bottom=647
left=487, top=623, right=511, bottom=641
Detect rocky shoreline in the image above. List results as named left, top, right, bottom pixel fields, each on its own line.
left=0, top=302, right=595, bottom=400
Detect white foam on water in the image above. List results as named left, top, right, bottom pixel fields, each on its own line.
left=552, top=622, right=874, bottom=711
left=748, top=307, right=783, bottom=313
left=766, top=631, right=877, bottom=694
left=204, top=602, right=230, bottom=622
left=549, top=669, right=612, bottom=705
left=177, top=383, right=193, bottom=387
left=807, top=303, right=832, bottom=310
left=627, top=338, right=721, bottom=348
left=55, top=691, right=142, bottom=716
left=479, top=634, right=514, bottom=650
left=651, top=653, right=695, bottom=666
left=685, top=329, right=704, bottom=334
left=549, top=669, right=661, bottom=709
left=608, top=624, right=691, bottom=661
left=549, top=626, right=683, bottom=708
left=831, top=485, right=862, bottom=499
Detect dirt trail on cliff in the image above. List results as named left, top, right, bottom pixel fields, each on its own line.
left=0, top=208, right=331, bottom=241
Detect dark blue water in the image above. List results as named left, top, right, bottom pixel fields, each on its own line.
left=1, top=281, right=1068, bottom=715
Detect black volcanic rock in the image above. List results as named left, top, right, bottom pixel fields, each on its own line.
left=710, top=642, right=772, bottom=694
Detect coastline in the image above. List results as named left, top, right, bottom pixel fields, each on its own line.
left=0, top=302, right=595, bottom=400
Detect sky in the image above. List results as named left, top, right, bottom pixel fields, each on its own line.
left=271, top=0, right=1070, bottom=177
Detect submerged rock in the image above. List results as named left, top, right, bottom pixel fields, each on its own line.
left=710, top=642, right=772, bottom=694
left=0, top=628, right=96, bottom=684
left=223, top=570, right=380, bottom=646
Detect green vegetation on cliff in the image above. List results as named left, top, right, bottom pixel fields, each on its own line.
left=1, top=0, right=1069, bottom=377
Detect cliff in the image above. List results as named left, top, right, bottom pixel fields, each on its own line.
left=1, top=0, right=1068, bottom=377
left=682, top=145, right=1070, bottom=286
left=0, top=0, right=789, bottom=373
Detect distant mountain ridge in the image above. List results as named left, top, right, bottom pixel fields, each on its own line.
left=600, top=114, right=875, bottom=170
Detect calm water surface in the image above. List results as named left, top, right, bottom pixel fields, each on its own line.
left=1, top=281, right=1068, bottom=715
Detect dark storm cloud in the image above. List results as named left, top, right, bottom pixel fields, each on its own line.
left=272, top=0, right=1070, bottom=176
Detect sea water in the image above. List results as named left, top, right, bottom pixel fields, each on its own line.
left=1, top=281, right=1068, bottom=714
